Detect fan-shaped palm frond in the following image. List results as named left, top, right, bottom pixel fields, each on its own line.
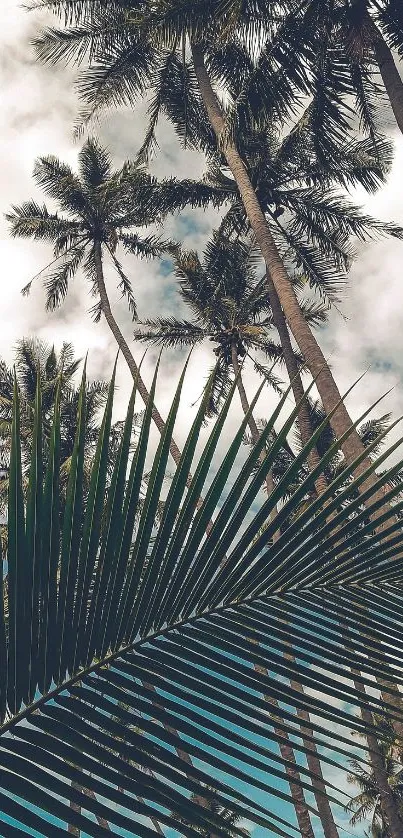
left=1, top=358, right=403, bottom=835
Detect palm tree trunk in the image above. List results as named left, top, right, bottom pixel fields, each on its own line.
left=230, top=345, right=324, bottom=835
left=67, top=792, right=80, bottom=836
left=253, top=658, right=316, bottom=838
left=230, top=342, right=275, bottom=500
left=144, top=681, right=214, bottom=833
left=266, top=274, right=328, bottom=497
left=190, top=43, right=389, bottom=517
left=365, top=13, right=403, bottom=135
left=93, top=241, right=183, bottom=467
left=93, top=245, right=216, bottom=826
left=287, top=673, right=339, bottom=838
left=67, top=782, right=111, bottom=834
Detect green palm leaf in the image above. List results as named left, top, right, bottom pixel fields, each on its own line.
left=1, top=359, right=403, bottom=835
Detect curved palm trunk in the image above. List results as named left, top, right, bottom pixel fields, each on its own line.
left=94, top=243, right=214, bottom=824
left=254, top=658, right=316, bottom=838
left=93, top=242, right=183, bottom=467
left=287, top=672, right=339, bottom=838
left=190, top=43, right=389, bottom=518
left=67, top=783, right=110, bottom=834
left=365, top=13, right=403, bottom=135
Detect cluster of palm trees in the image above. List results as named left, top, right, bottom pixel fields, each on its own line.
left=2, top=0, right=403, bottom=836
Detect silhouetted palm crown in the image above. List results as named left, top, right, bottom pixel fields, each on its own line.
left=6, top=138, right=165, bottom=319
left=158, top=121, right=400, bottom=308
left=133, top=235, right=322, bottom=413
left=0, top=339, right=110, bottom=504
left=265, top=0, right=403, bottom=144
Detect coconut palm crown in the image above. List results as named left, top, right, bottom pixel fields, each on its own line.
left=133, top=233, right=328, bottom=415
left=6, top=137, right=168, bottom=320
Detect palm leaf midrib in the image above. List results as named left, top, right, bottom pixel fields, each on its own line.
left=0, top=584, right=252, bottom=735
left=1, top=578, right=398, bottom=738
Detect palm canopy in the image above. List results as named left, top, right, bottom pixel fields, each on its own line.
left=245, top=406, right=394, bottom=504
left=6, top=137, right=168, bottom=319
left=27, top=0, right=403, bottom=489
left=30, top=0, right=400, bottom=166
left=0, top=338, right=108, bottom=493
left=156, top=118, right=402, bottom=307
left=26, top=0, right=348, bottom=176
left=133, top=233, right=326, bottom=414
left=249, top=0, right=403, bottom=145
left=2, top=356, right=403, bottom=835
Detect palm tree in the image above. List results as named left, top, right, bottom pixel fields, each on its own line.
left=30, top=1, right=403, bottom=514
left=132, top=232, right=329, bottom=496
left=133, top=235, right=293, bottom=413
left=2, top=359, right=403, bottom=835
left=347, top=714, right=403, bottom=837
left=0, top=338, right=109, bottom=507
left=6, top=137, right=187, bottom=469
left=156, top=118, right=397, bottom=490
left=272, top=0, right=403, bottom=140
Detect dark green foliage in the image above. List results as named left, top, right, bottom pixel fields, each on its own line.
left=0, top=361, right=403, bottom=834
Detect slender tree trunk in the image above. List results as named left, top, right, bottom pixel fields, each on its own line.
left=266, top=274, right=328, bottom=497
left=365, top=13, right=403, bottom=135
left=231, top=346, right=324, bottom=835
left=230, top=342, right=275, bottom=500
left=67, top=790, right=80, bottom=836
left=254, top=658, right=316, bottom=838
left=190, top=43, right=390, bottom=517
left=286, top=670, right=339, bottom=838
left=144, top=681, right=214, bottom=834
left=93, top=241, right=183, bottom=467
left=67, top=782, right=111, bottom=834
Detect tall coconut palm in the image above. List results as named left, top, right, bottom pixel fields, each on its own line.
left=133, top=233, right=328, bottom=485
left=6, top=137, right=187, bottom=469
left=156, top=117, right=397, bottom=489
left=133, top=233, right=348, bottom=837
left=31, top=0, right=403, bottom=512
left=2, top=360, right=403, bottom=835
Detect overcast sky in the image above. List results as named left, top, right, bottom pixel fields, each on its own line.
left=1, top=3, right=403, bottom=835
left=3, top=0, right=403, bottom=444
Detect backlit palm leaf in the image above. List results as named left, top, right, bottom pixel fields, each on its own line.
left=1, top=360, right=403, bottom=835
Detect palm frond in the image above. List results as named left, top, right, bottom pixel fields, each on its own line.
left=2, top=361, right=403, bottom=834
left=6, top=201, right=79, bottom=242
left=33, top=155, right=89, bottom=216
left=79, top=137, right=112, bottom=188
left=133, top=318, right=206, bottom=348
left=43, top=244, right=87, bottom=311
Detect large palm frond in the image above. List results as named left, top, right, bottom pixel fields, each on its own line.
left=2, top=359, right=403, bottom=835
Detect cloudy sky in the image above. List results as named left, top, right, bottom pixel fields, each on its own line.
left=1, top=2, right=403, bottom=835
left=3, top=0, right=403, bottom=445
